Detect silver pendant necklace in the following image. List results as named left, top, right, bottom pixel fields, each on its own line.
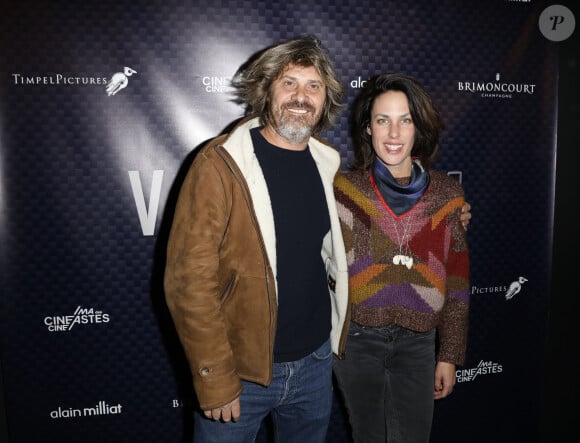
left=391, top=215, right=413, bottom=269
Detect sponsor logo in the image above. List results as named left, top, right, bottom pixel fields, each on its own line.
left=50, top=401, right=123, bottom=419
left=456, top=360, right=503, bottom=383
left=447, top=170, right=462, bottom=184
left=44, top=306, right=110, bottom=332
left=201, top=76, right=231, bottom=93
left=457, top=73, right=536, bottom=99
left=504, top=276, right=528, bottom=300
left=471, top=284, right=508, bottom=296
left=172, top=398, right=193, bottom=408
left=10, top=66, right=138, bottom=96
left=11, top=73, right=107, bottom=86
left=471, top=276, right=528, bottom=301
left=106, top=66, right=137, bottom=96
left=349, top=76, right=367, bottom=89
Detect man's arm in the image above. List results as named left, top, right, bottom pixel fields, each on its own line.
left=164, top=151, right=242, bottom=412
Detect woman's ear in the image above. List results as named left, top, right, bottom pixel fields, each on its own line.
left=366, top=125, right=371, bottom=135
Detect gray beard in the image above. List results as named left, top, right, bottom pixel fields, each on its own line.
left=276, top=116, right=314, bottom=145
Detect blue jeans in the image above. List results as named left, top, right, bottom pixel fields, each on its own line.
left=193, top=339, right=333, bottom=443
left=333, top=323, right=436, bottom=443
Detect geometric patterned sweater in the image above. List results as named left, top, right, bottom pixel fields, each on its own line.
left=334, top=169, right=470, bottom=365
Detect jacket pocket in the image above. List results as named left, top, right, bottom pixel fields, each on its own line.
left=220, top=273, right=239, bottom=306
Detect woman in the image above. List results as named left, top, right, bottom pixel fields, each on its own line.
left=333, top=73, right=470, bottom=443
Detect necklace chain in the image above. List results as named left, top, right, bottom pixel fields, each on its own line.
left=391, top=215, right=413, bottom=269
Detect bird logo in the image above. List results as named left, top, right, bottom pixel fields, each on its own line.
left=504, top=276, right=528, bottom=300
left=105, top=67, right=137, bottom=96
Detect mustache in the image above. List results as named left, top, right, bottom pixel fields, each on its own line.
left=283, top=100, right=315, bottom=113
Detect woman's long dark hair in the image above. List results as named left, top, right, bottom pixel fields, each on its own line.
left=349, top=73, right=444, bottom=171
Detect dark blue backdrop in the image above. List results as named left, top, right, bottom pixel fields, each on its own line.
left=0, top=1, right=558, bottom=442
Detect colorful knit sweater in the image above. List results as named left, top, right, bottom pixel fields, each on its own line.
left=334, top=169, right=470, bottom=364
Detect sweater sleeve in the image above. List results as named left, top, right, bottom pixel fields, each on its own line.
left=436, top=193, right=470, bottom=365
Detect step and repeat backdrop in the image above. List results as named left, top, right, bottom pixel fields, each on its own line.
left=1, top=0, right=561, bottom=442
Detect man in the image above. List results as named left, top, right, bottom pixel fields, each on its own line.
left=164, top=36, right=349, bottom=442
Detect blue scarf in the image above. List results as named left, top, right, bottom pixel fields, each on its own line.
left=372, top=157, right=430, bottom=216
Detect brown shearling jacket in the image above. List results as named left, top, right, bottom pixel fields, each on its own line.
left=164, top=116, right=349, bottom=410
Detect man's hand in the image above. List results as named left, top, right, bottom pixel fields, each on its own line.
left=204, top=397, right=241, bottom=422
left=460, top=202, right=471, bottom=230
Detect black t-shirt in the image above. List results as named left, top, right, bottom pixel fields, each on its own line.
left=251, top=128, right=331, bottom=362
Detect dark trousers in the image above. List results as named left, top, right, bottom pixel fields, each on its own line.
left=333, top=322, right=436, bottom=443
